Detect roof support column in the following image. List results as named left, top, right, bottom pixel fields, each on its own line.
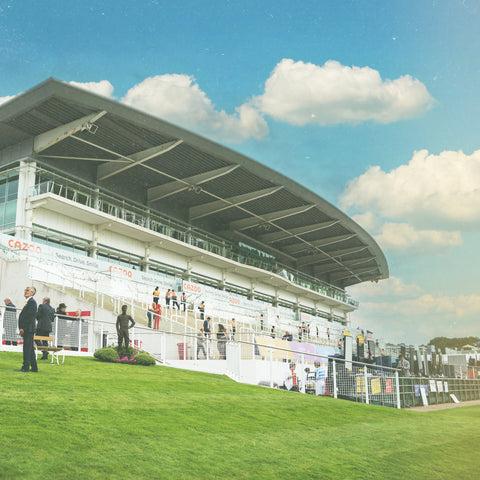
left=144, top=245, right=151, bottom=272
left=91, top=227, right=98, bottom=259
left=16, top=159, right=37, bottom=241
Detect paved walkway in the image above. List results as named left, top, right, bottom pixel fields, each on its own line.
left=410, top=398, right=480, bottom=412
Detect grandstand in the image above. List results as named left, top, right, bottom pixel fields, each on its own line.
left=0, top=79, right=398, bottom=391
left=2, top=79, right=479, bottom=408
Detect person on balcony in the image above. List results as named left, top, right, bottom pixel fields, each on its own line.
left=171, top=290, right=180, bottom=309
left=152, top=286, right=160, bottom=305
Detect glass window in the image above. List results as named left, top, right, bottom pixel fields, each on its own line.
left=6, top=178, right=18, bottom=201
left=4, top=201, right=16, bottom=226
left=0, top=182, right=6, bottom=202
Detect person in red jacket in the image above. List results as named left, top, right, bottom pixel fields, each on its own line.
left=154, top=303, right=162, bottom=330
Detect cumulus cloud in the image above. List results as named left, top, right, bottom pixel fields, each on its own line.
left=0, top=95, right=16, bottom=106
left=254, top=59, right=433, bottom=126
left=374, top=222, right=462, bottom=254
left=341, top=149, right=480, bottom=230
left=351, top=291, right=480, bottom=344
left=67, top=80, right=115, bottom=98
left=121, top=74, right=268, bottom=143
left=348, top=276, right=423, bottom=299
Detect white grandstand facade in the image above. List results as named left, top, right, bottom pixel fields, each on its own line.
left=0, top=79, right=388, bottom=333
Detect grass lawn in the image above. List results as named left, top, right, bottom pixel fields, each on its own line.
left=1, top=351, right=479, bottom=480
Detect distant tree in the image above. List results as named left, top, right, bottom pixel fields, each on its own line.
left=428, top=336, right=480, bottom=354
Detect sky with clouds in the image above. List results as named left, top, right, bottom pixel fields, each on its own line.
left=1, top=0, right=479, bottom=345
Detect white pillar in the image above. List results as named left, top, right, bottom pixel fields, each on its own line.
left=15, top=160, right=37, bottom=241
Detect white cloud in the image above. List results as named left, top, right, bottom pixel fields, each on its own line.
left=121, top=74, right=268, bottom=143
left=351, top=211, right=380, bottom=232
left=351, top=292, right=480, bottom=344
left=349, top=276, right=423, bottom=299
left=254, top=59, right=433, bottom=126
left=67, top=80, right=115, bottom=98
left=340, top=149, right=480, bottom=229
left=374, top=222, right=462, bottom=254
left=0, top=95, right=16, bottom=106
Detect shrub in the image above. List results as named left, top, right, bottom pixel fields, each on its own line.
left=134, top=352, right=156, bottom=366
left=94, top=347, right=118, bottom=363
left=116, top=345, right=136, bottom=357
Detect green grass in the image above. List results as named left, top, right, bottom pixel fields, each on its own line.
left=1, top=352, right=479, bottom=480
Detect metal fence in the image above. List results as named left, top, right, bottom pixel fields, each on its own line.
left=3, top=308, right=479, bottom=409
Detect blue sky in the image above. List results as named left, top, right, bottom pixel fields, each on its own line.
left=1, top=0, right=480, bottom=344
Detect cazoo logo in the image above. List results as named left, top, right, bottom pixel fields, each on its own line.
left=8, top=239, right=41, bottom=254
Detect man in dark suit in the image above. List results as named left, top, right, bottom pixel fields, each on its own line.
left=36, top=296, right=55, bottom=360
left=16, top=286, right=38, bottom=372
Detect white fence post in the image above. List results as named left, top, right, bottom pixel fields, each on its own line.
left=333, top=360, right=338, bottom=399
left=364, top=367, right=369, bottom=405
left=395, top=371, right=401, bottom=409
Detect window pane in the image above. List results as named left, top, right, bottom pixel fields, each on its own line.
left=6, top=178, right=18, bottom=201
left=4, top=201, right=16, bottom=226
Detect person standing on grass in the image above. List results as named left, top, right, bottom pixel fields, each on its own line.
left=35, top=297, right=55, bottom=360
left=16, top=286, right=38, bottom=372
left=116, top=305, right=135, bottom=350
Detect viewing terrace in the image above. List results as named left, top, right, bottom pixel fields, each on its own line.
left=28, top=166, right=359, bottom=308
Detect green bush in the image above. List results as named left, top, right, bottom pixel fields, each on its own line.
left=116, top=345, right=135, bottom=358
left=134, top=352, right=156, bottom=366
left=94, top=347, right=118, bottom=362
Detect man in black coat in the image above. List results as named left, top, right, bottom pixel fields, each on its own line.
left=16, top=286, right=38, bottom=372
left=36, top=296, right=55, bottom=360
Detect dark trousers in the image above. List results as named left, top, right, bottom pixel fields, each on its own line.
left=118, top=329, right=130, bottom=349
left=35, top=329, right=51, bottom=358
left=197, top=344, right=206, bottom=359
left=22, top=332, right=38, bottom=371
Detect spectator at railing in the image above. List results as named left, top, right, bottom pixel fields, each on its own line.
left=152, top=286, right=160, bottom=305
left=35, top=297, right=54, bottom=360
left=198, top=301, right=205, bottom=320
left=270, top=326, right=276, bottom=338
left=282, top=331, right=293, bottom=341
left=197, top=328, right=206, bottom=359
left=153, top=303, right=161, bottom=330
left=203, top=316, right=211, bottom=338
left=165, top=289, right=171, bottom=308
left=217, top=324, right=228, bottom=360
left=171, top=290, right=180, bottom=310
left=147, top=303, right=155, bottom=328
left=180, top=292, right=187, bottom=311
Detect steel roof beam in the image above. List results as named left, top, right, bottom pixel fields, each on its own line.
left=258, top=220, right=340, bottom=244
left=330, top=266, right=380, bottom=282
left=296, top=246, right=368, bottom=267
left=190, top=186, right=283, bottom=222
left=97, top=140, right=183, bottom=181
left=229, top=204, right=315, bottom=231
left=313, top=256, right=376, bottom=274
left=284, top=233, right=357, bottom=255
left=148, top=164, right=239, bottom=203
left=33, top=111, right=107, bottom=153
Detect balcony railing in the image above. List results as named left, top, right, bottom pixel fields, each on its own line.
left=30, top=169, right=358, bottom=307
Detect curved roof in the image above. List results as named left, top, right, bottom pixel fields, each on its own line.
left=0, top=78, right=388, bottom=288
